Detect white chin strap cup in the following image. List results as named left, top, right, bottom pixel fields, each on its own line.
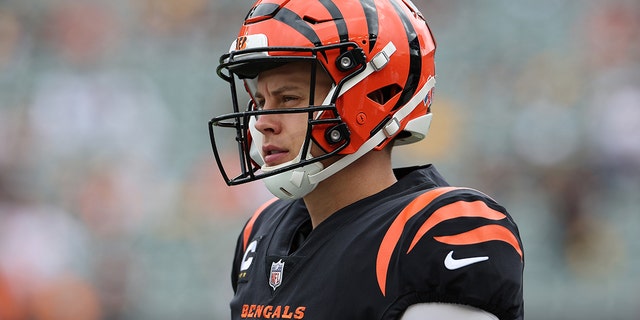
left=262, top=160, right=324, bottom=200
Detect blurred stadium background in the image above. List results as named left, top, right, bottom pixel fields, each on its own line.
left=0, top=0, right=638, bottom=319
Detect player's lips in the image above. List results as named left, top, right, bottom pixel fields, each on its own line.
left=262, top=145, right=289, bottom=166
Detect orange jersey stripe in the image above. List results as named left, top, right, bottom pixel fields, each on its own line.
left=243, top=198, right=278, bottom=251
left=407, top=200, right=507, bottom=253
left=434, top=224, right=523, bottom=259
left=376, top=187, right=461, bottom=296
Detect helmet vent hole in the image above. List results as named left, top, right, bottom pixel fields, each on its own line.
left=303, top=16, right=338, bottom=25
left=279, top=188, right=293, bottom=198
left=367, top=84, right=402, bottom=105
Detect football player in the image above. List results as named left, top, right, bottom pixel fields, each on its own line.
left=208, top=0, right=524, bottom=319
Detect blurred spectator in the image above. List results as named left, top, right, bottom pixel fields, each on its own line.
left=28, top=1, right=170, bottom=163
left=579, top=1, right=640, bottom=70
left=587, top=75, right=640, bottom=180
left=0, top=165, right=98, bottom=320
left=44, top=2, right=120, bottom=68
left=29, top=274, right=101, bottom=320
left=0, top=5, right=32, bottom=115
left=580, top=1, right=640, bottom=181
left=0, top=7, right=23, bottom=70
left=135, top=0, right=210, bottom=37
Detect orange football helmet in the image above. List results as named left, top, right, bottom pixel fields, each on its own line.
left=209, top=0, right=436, bottom=199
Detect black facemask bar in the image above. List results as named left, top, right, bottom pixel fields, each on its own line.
left=209, top=42, right=367, bottom=186
left=209, top=104, right=345, bottom=185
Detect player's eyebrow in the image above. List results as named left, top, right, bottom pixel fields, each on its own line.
left=254, top=85, right=305, bottom=100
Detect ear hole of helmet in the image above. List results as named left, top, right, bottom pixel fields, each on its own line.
left=324, top=123, right=350, bottom=145
left=335, top=48, right=366, bottom=72
left=367, top=83, right=403, bottom=105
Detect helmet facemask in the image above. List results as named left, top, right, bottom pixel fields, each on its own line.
left=209, top=44, right=362, bottom=192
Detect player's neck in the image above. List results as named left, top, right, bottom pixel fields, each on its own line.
left=303, top=150, right=397, bottom=228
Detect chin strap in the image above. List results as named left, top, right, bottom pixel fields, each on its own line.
left=308, top=76, right=436, bottom=185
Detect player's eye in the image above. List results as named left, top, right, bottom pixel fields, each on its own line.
left=254, top=99, right=265, bottom=110
left=282, top=95, right=302, bottom=106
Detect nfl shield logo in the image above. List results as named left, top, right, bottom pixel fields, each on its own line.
left=269, top=259, right=285, bottom=290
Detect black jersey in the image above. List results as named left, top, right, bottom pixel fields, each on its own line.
left=230, top=165, right=524, bottom=320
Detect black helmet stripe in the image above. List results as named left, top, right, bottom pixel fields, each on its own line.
left=388, top=0, right=421, bottom=110
left=318, top=0, right=349, bottom=43
left=252, top=1, right=379, bottom=53
left=274, top=8, right=322, bottom=46
left=359, top=0, right=379, bottom=52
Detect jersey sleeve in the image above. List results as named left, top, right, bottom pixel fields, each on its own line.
left=380, top=187, right=524, bottom=320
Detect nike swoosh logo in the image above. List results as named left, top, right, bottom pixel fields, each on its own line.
left=444, top=250, right=489, bottom=270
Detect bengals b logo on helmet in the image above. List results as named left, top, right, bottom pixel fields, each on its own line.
left=235, top=36, right=248, bottom=50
